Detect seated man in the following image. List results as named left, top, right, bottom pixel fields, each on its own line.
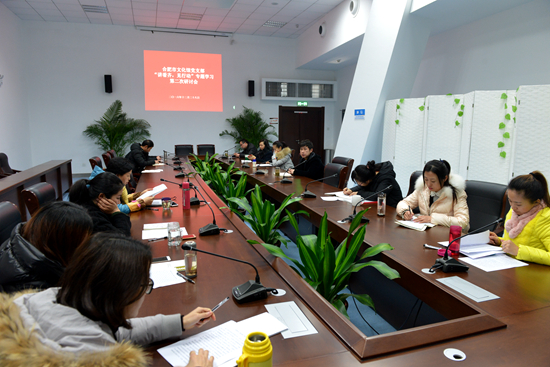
left=288, top=139, right=324, bottom=180
left=233, top=139, right=257, bottom=159
left=125, top=139, right=160, bottom=174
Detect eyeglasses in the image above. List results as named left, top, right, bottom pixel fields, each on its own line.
left=144, top=278, right=154, bottom=295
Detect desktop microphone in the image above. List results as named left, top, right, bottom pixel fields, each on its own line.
left=160, top=179, right=201, bottom=206
left=302, top=173, right=339, bottom=198
left=270, top=159, right=308, bottom=185
left=191, top=184, right=220, bottom=236
left=432, top=218, right=504, bottom=273
left=181, top=244, right=275, bottom=303
left=221, top=145, right=239, bottom=160
left=342, top=185, right=393, bottom=223
left=165, top=162, right=184, bottom=171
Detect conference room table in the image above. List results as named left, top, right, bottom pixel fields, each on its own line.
left=133, top=156, right=550, bottom=366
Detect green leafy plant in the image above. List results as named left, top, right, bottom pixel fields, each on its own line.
left=220, top=106, right=277, bottom=145
left=262, top=209, right=399, bottom=318
left=227, top=185, right=308, bottom=247
left=83, top=100, right=151, bottom=156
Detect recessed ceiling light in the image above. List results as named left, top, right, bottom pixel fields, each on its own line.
left=263, top=20, right=286, bottom=28
left=82, top=5, right=108, bottom=14
left=272, top=2, right=278, bottom=5
left=180, top=13, right=203, bottom=21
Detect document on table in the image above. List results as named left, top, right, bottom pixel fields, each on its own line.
left=265, top=301, right=317, bottom=339
left=158, top=314, right=288, bottom=367
left=460, top=253, right=529, bottom=272
left=321, top=196, right=339, bottom=201
left=438, top=230, right=503, bottom=258
left=153, top=163, right=165, bottom=166
left=150, top=262, right=185, bottom=288
left=436, top=276, right=500, bottom=302
left=141, top=169, right=163, bottom=173
left=395, top=219, right=435, bottom=231
left=258, top=163, right=272, bottom=167
left=142, top=223, right=188, bottom=240
left=137, top=184, right=167, bottom=200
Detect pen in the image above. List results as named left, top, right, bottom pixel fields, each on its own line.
left=148, top=236, right=167, bottom=242
left=423, top=244, right=441, bottom=250
left=201, top=296, right=230, bottom=321
left=177, top=272, right=195, bottom=284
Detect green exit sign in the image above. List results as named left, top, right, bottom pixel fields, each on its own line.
left=297, top=101, right=308, bottom=107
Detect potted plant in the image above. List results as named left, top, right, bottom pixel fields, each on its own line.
left=83, top=100, right=151, bottom=157
left=226, top=185, right=308, bottom=247
left=220, top=106, right=277, bottom=145
left=262, top=208, right=400, bottom=317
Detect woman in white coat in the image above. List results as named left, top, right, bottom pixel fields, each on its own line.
left=396, top=159, right=470, bottom=231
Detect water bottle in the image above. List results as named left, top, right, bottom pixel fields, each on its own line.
left=236, top=332, right=272, bottom=367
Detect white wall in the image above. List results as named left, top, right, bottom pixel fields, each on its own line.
left=334, top=62, right=356, bottom=137
left=20, top=21, right=337, bottom=173
left=296, top=0, right=372, bottom=68
left=411, top=0, right=550, bottom=97
left=0, top=4, right=32, bottom=170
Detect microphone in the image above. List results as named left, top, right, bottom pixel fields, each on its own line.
left=302, top=173, right=339, bottom=198
left=161, top=178, right=200, bottom=206
left=165, top=162, right=183, bottom=171
left=181, top=244, right=274, bottom=303
left=432, top=218, right=504, bottom=273
left=221, top=145, right=239, bottom=160
left=192, top=184, right=220, bottom=236
left=270, top=159, right=309, bottom=185
left=342, top=185, right=393, bottom=223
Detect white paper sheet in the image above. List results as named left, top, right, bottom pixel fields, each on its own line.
left=150, top=262, right=185, bottom=288
left=137, top=184, right=167, bottom=200
left=395, top=220, right=435, bottom=231
left=460, top=254, right=529, bottom=272
left=236, top=312, right=288, bottom=337
left=142, top=226, right=188, bottom=240
left=141, top=169, right=163, bottom=173
left=264, top=301, right=317, bottom=339
left=257, top=164, right=272, bottom=167
left=321, top=196, right=338, bottom=201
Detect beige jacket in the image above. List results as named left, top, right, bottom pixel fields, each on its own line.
left=396, top=174, right=470, bottom=230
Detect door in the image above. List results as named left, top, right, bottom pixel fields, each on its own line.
left=278, top=106, right=325, bottom=165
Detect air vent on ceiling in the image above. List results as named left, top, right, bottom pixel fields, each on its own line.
left=263, top=20, right=286, bottom=28
left=82, top=5, right=109, bottom=14
left=180, top=13, right=203, bottom=21
left=261, top=78, right=336, bottom=100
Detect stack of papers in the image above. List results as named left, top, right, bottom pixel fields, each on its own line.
left=150, top=262, right=185, bottom=288
left=322, top=191, right=376, bottom=205
left=258, top=163, right=272, bottom=167
left=141, top=169, right=163, bottom=173
left=438, top=231, right=503, bottom=259
left=142, top=223, right=188, bottom=240
left=395, top=219, right=436, bottom=231
left=137, top=184, right=167, bottom=200
left=460, top=254, right=528, bottom=272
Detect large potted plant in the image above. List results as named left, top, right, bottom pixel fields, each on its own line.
left=262, top=209, right=400, bottom=317
left=220, top=106, right=277, bottom=144
left=226, top=185, right=308, bottom=247
left=83, top=100, right=151, bottom=157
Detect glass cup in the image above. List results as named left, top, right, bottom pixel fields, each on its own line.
left=274, top=167, right=280, bottom=176
left=167, top=222, right=182, bottom=247
left=377, top=193, right=386, bottom=216
left=162, top=197, right=172, bottom=210
left=184, top=241, right=197, bottom=278
left=448, top=225, right=462, bottom=256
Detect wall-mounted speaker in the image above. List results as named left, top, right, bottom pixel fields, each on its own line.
left=248, top=80, right=254, bottom=97
left=319, top=22, right=326, bottom=37
left=104, top=75, right=113, bottom=93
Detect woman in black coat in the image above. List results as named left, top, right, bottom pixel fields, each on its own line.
left=248, top=139, right=273, bottom=163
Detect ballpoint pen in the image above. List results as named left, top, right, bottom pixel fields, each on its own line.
left=148, top=236, right=167, bottom=242
left=177, top=272, right=195, bottom=284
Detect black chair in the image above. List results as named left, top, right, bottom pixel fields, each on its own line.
left=21, top=182, right=57, bottom=216
left=332, top=156, right=354, bottom=185
left=89, top=156, right=103, bottom=170
left=175, top=144, right=194, bottom=157
left=108, top=149, right=116, bottom=158
left=0, top=201, right=22, bottom=244
left=465, top=180, right=508, bottom=232
left=197, top=144, right=215, bottom=156
left=0, top=153, right=20, bottom=175
left=324, top=163, right=349, bottom=190
left=407, top=171, right=423, bottom=196
left=102, top=152, right=111, bottom=167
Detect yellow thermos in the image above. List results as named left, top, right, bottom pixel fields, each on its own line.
left=236, top=332, right=273, bottom=367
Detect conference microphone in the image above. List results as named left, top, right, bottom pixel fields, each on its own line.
left=221, top=145, right=239, bottom=160
left=342, top=185, right=393, bottom=223
left=191, top=184, right=220, bottom=236
left=181, top=244, right=276, bottom=303
left=269, top=159, right=309, bottom=185
left=302, top=173, right=339, bottom=198
left=165, top=162, right=184, bottom=172
left=432, top=218, right=504, bottom=273
left=160, top=179, right=201, bottom=206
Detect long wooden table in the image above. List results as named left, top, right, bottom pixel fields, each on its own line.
left=133, top=156, right=550, bottom=366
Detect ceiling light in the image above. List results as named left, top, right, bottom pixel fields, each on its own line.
left=180, top=13, right=203, bottom=21
left=135, top=26, right=232, bottom=37
left=263, top=20, right=286, bottom=28
left=82, top=5, right=108, bottom=14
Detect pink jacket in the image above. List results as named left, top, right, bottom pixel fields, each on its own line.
left=396, top=174, right=470, bottom=231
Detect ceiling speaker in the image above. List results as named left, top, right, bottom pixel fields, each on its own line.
left=319, top=22, right=326, bottom=37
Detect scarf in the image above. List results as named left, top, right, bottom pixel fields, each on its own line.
left=505, top=201, right=547, bottom=239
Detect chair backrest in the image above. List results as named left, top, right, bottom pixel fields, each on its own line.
left=332, top=156, right=354, bottom=184
left=324, top=163, right=349, bottom=190
left=197, top=144, right=215, bottom=156
left=21, top=182, right=56, bottom=216
left=102, top=152, right=111, bottom=167
left=89, top=156, right=103, bottom=170
left=0, top=153, right=15, bottom=174
left=407, top=171, right=423, bottom=196
left=175, top=144, right=194, bottom=157
left=108, top=149, right=116, bottom=158
left=0, top=201, right=22, bottom=244
left=465, top=180, right=508, bottom=232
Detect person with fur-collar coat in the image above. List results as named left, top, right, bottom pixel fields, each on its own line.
left=270, top=141, right=294, bottom=172
left=396, top=160, right=470, bottom=231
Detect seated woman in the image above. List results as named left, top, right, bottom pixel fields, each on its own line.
left=343, top=161, right=403, bottom=207
left=2, top=233, right=214, bottom=367
left=396, top=160, right=469, bottom=230
left=248, top=139, right=272, bottom=163
left=70, top=172, right=131, bottom=236
left=0, top=201, right=93, bottom=293
left=90, top=157, right=154, bottom=213
left=489, top=171, right=550, bottom=266
left=270, top=141, right=294, bottom=171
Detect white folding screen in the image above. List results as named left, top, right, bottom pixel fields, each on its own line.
left=513, top=85, right=550, bottom=179
left=467, top=90, right=517, bottom=184
left=382, top=99, right=398, bottom=164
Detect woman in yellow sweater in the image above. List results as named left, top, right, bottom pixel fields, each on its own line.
left=489, top=171, right=550, bottom=266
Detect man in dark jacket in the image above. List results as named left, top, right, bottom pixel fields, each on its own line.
left=233, top=139, right=257, bottom=159
left=289, top=139, right=324, bottom=180
left=125, top=139, right=160, bottom=174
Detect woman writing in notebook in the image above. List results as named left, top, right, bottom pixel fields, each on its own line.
left=396, top=160, right=469, bottom=230
left=489, top=171, right=550, bottom=266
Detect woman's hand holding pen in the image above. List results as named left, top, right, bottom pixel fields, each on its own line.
left=402, top=209, right=414, bottom=220
left=183, top=307, right=216, bottom=330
